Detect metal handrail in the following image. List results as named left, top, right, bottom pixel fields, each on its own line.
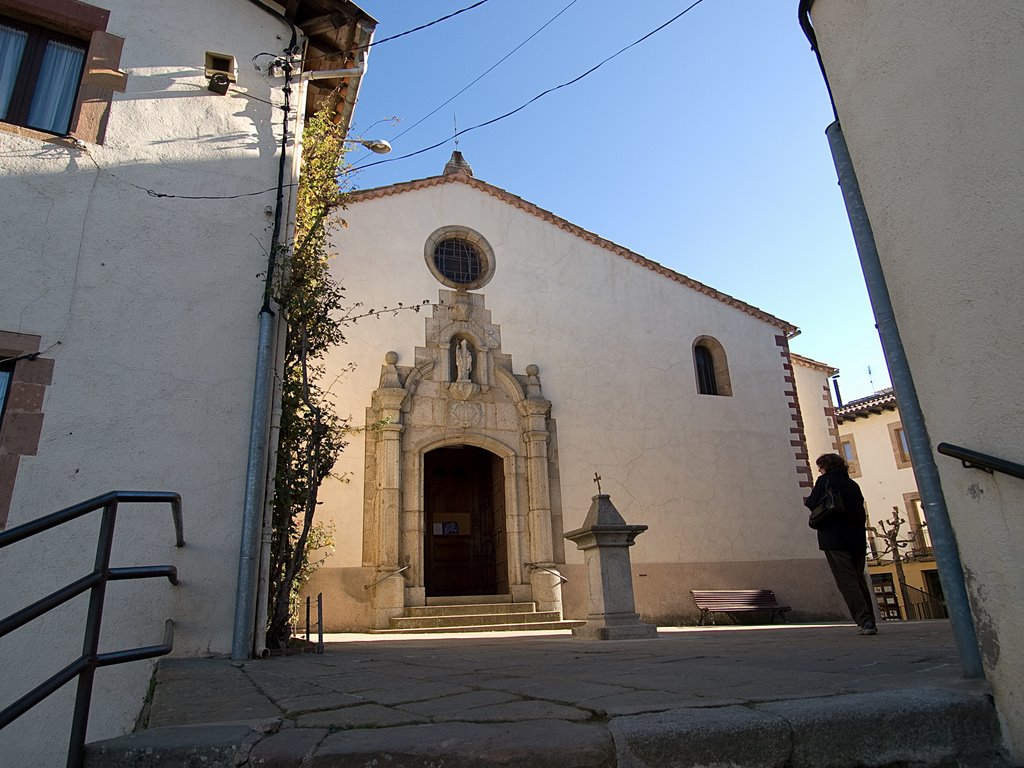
left=525, top=562, right=568, bottom=584
left=364, top=564, right=410, bottom=590
left=903, top=583, right=948, bottom=621
left=936, top=442, right=1024, bottom=480
left=0, top=490, right=183, bottom=768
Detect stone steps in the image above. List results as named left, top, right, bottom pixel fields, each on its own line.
left=371, top=619, right=586, bottom=634
left=374, top=597, right=585, bottom=634
left=403, top=601, right=535, bottom=617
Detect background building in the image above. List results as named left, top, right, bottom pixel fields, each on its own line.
left=833, top=390, right=946, bottom=622
left=790, top=353, right=839, bottom=467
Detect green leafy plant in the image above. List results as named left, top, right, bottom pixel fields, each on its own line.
left=264, top=100, right=439, bottom=649
left=266, top=99, right=351, bottom=649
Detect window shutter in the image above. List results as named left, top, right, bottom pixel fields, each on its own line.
left=69, top=29, right=124, bottom=144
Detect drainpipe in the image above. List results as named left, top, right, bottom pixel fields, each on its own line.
left=300, top=62, right=365, bottom=82
left=798, top=2, right=983, bottom=679
left=253, top=314, right=288, bottom=658
left=232, top=39, right=297, bottom=660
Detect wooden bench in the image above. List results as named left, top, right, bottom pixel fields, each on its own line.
left=691, top=589, right=791, bottom=626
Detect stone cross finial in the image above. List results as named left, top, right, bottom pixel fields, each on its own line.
left=593, top=472, right=602, bottom=494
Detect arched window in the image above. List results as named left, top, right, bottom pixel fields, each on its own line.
left=693, top=336, right=732, bottom=396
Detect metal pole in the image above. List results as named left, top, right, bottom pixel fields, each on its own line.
left=825, top=121, right=983, bottom=678
left=67, top=502, right=118, bottom=768
left=232, top=310, right=275, bottom=661
left=317, top=592, right=324, bottom=654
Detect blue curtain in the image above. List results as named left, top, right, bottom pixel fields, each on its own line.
left=0, top=366, right=13, bottom=415
left=28, top=39, right=84, bottom=134
left=0, top=24, right=28, bottom=120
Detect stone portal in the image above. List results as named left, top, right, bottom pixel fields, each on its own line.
left=361, top=291, right=565, bottom=628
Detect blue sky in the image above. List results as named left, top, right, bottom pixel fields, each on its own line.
left=340, top=0, right=892, bottom=402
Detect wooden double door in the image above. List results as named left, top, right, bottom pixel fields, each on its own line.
left=423, top=446, right=508, bottom=597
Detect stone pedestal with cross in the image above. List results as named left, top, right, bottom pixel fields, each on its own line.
left=564, top=488, right=658, bottom=641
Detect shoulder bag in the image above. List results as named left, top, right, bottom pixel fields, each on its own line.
left=808, top=480, right=845, bottom=530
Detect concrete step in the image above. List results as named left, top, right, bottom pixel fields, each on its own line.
left=85, top=686, right=1013, bottom=767
left=404, top=601, right=537, bottom=618
left=388, top=610, right=564, bottom=630
left=370, top=619, right=586, bottom=634
left=426, top=593, right=513, bottom=606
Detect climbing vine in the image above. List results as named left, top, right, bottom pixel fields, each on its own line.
left=265, top=100, right=435, bottom=649
left=264, top=94, right=441, bottom=648
left=265, top=99, right=352, bottom=649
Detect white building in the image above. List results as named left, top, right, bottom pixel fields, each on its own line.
left=304, top=155, right=849, bottom=630
left=803, top=0, right=1024, bottom=758
left=0, top=1, right=375, bottom=765
left=791, top=353, right=839, bottom=468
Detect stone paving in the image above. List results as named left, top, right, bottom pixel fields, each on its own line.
left=86, top=621, right=1014, bottom=767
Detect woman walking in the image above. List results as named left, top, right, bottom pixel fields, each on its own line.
left=805, top=452, right=877, bottom=635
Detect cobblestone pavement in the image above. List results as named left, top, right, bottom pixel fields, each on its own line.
left=87, top=622, right=1012, bottom=767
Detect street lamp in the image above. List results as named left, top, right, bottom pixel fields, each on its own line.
left=347, top=138, right=391, bottom=155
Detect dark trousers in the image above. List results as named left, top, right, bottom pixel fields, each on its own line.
left=824, top=549, right=876, bottom=628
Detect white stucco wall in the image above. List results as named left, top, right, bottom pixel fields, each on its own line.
left=792, top=357, right=837, bottom=467
left=313, top=176, right=838, bottom=625
left=810, top=0, right=1024, bottom=757
left=0, top=2, right=301, bottom=764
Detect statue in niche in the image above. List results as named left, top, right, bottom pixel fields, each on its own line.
left=447, top=338, right=480, bottom=401
left=455, top=339, right=473, bottom=382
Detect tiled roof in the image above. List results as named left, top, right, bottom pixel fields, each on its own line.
left=344, top=171, right=798, bottom=333
left=835, top=388, right=897, bottom=422
left=790, top=353, right=838, bottom=375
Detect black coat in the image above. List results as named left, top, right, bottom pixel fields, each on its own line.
left=804, top=468, right=867, bottom=552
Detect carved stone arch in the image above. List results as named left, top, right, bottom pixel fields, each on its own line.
left=412, top=431, right=519, bottom=459
left=399, top=360, right=434, bottom=415
left=437, top=322, right=489, bottom=351
left=494, top=365, right=526, bottom=404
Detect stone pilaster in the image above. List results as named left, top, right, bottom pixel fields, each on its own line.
left=369, top=384, right=406, bottom=628
left=518, top=381, right=561, bottom=615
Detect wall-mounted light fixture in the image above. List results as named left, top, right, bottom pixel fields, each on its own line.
left=206, top=51, right=236, bottom=95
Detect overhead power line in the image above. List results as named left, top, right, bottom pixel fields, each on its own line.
left=302, top=0, right=494, bottom=67
left=100, top=1, right=707, bottom=202
left=365, top=0, right=492, bottom=51
left=350, top=0, right=707, bottom=173
left=377, top=0, right=582, bottom=150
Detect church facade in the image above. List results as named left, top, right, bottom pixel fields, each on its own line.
left=305, top=155, right=845, bottom=630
